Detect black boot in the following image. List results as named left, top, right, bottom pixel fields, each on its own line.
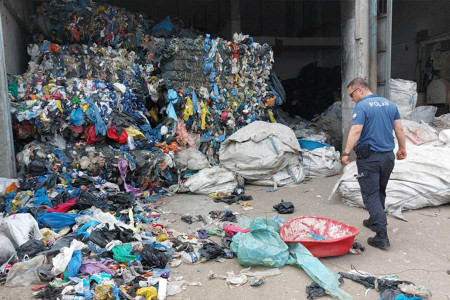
left=367, top=233, right=390, bottom=249
left=363, top=218, right=376, bottom=232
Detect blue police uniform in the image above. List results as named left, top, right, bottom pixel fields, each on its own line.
left=352, top=94, right=401, bottom=238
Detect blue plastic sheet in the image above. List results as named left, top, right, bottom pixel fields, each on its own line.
left=394, top=295, right=423, bottom=300
left=67, top=250, right=82, bottom=277
left=231, top=217, right=352, bottom=300
left=77, top=220, right=100, bottom=238
left=70, top=107, right=84, bottom=126
left=151, top=16, right=175, bottom=33
left=37, top=212, right=80, bottom=228
left=231, top=218, right=289, bottom=268
left=85, top=97, right=107, bottom=136
left=167, top=89, right=178, bottom=120
left=34, top=189, right=53, bottom=207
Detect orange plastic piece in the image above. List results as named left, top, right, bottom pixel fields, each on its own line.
left=5, top=182, right=18, bottom=194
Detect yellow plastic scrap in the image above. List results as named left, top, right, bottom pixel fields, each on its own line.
left=124, top=126, right=146, bottom=140
left=95, top=284, right=113, bottom=300
left=43, top=85, right=51, bottom=98
left=183, top=96, right=194, bottom=121
left=82, top=104, right=89, bottom=112
left=200, top=101, right=211, bottom=130
left=96, top=6, right=107, bottom=14
left=156, top=233, right=168, bottom=242
left=129, top=208, right=136, bottom=231
left=136, top=287, right=157, bottom=300
left=268, top=110, right=277, bottom=123
left=56, top=100, right=63, bottom=113
left=149, top=108, right=159, bottom=122
left=11, top=192, right=31, bottom=213
left=59, top=176, right=67, bottom=186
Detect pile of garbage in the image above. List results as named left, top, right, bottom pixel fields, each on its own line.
left=32, top=0, right=153, bottom=49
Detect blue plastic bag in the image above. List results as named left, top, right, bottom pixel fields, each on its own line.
left=34, top=189, right=53, bottom=207
left=151, top=16, right=175, bottom=32
left=77, top=220, right=100, bottom=238
left=37, top=212, right=80, bottom=228
left=70, top=107, right=84, bottom=126
left=67, top=250, right=82, bottom=277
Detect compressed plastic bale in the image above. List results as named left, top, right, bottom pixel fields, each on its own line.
left=6, top=255, right=46, bottom=287
left=0, top=213, right=43, bottom=247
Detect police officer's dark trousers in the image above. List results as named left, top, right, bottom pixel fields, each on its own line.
left=356, top=151, right=395, bottom=238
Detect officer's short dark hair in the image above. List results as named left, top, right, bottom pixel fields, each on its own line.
left=347, top=78, right=369, bottom=89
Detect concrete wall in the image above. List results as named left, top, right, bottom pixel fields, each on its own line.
left=391, top=0, right=450, bottom=81
left=0, top=0, right=31, bottom=75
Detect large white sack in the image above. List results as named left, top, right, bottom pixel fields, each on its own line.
left=182, top=166, right=241, bottom=195
left=250, top=162, right=305, bottom=186
left=390, top=79, right=418, bottom=120
left=402, top=119, right=438, bottom=145
left=329, top=143, right=450, bottom=219
left=434, top=113, right=450, bottom=128
left=175, top=148, right=209, bottom=170
left=219, top=121, right=304, bottom=186
left=0, top=213, right=43, bottom=248
left=302, top=146, right=342, bottom=178
left=410, top=106, right=437, bottom=125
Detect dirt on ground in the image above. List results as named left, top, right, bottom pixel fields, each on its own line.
left=2, top=175, right=449, bottom=300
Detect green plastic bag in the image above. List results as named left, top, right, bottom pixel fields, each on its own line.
left=230, top=217, right=290, bottom=268
left=112, top=244, right=139, bottom=263
left=8, top=82, right=18, bottom=99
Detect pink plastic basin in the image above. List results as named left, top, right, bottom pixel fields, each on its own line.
left=280, top=216, right=360, bottom=258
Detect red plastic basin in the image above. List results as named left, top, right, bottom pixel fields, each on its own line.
left=280, top=216, right=359, bottom=258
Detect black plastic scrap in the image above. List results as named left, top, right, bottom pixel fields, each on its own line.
left=199, top=242, right=225, bottom=260
left=17, top=239, right=46, bottom=259
left=220, top=210, right=237, bottom=222
left=273, top=200, right=295, bottom=214
left=306, top=282, right=327, bottom=299
left=338, top=272, right=417, bottom=300
left=139, top=244, right=170, bottom=269
left=213, top=194, right=253, bottom=205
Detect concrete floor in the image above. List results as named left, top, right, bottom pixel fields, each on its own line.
left=2, top=175, right=450, bottom=299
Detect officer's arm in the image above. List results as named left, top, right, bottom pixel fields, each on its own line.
left=344, top=125, right=363, bottom=155
left=393, top=120, right=407, bottom=159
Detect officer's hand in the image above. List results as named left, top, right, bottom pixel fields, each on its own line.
left=341, top=156, right=350, bottom=165
left=396, top=148, right=407, bottom=160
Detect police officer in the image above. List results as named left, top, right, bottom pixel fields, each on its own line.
left=341, top=78, right=407, bottom=249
